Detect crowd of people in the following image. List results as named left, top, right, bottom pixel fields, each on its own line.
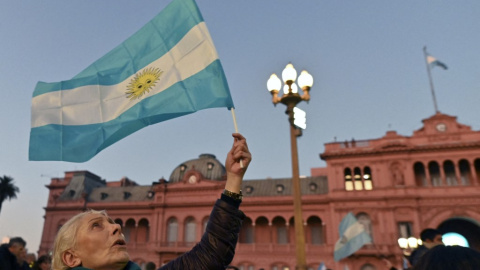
left=384, top=228, right=480, bottom=270
left=0, top=237, right=51, bottom=270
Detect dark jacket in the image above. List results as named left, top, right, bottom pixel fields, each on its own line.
left=409, top=245, right=429, bottom=267
left=160, top=198, right=245, bottom=269
left=0, top=244, right=20, bottom=270
left=71, top=198, right=245, bottom=270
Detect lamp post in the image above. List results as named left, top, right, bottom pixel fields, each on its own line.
left=398, top=237, right=422, bottom=256
left=267, top=63, right=313, bottom=270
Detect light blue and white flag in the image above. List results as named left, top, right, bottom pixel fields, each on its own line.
left=29, top=0, right=233, bottom=162
left=317, top=262, right=327, bottom=270
left=426, top=54, right=448, bottom=70
left=334, top=212, right=372, bottom=261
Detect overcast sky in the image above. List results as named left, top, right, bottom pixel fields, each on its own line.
left=1, top=0, right=479, bottom=255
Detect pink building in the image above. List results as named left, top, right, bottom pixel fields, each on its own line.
left=39, top=113, right=480, bottom=270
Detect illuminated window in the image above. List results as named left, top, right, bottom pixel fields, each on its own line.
left=363, top=166, right=373, bottom=190
left=344, top=168, right=353, bottom=191
left=354, top=167, right=363, bottom=190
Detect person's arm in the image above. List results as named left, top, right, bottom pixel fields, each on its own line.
left=159, top=133, right=251, bottom=270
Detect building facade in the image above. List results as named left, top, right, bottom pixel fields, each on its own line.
left=39, top=113, right=480, bottom=270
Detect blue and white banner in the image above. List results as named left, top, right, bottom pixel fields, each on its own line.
left=426, top=54, right=448, bottom=70
left=29, top=0, right=233, bottom=162
left=334, top=212, right=372, bottom=261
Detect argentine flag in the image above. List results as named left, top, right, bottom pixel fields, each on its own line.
left=334, top=212, right=372, bottom=261
left=426, top=54, right=448, bottom=70
left=29, top=0, right=233, bottom=162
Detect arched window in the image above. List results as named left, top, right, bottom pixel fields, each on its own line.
left=361, top=264, right=376, bottom=270
left=137, top=218, right=149, bottom=243
left=167, top=217, right=178, bottom=244
left=443, top=160, right=457, bottom=186
left=114, top=218, right=123, bottom=228
left=459, top=159, right=472, bottom=185
left=307, top=216, right=324, bottom=245
left=239, top=217, right=254, bottom=243
left=255, top=217, right=270, bottom=243
left=475, top=158, right=480, bottom=185
left=354, top=167, right=363, bottom=190
left=428, top=161, right=441, bottom=186
left=184, top=217, right=196, bottom=244
left=414, top=162, right=427, bottom=186
left=202, top=216, right=209, bottom=233
left=344, top=168, right=353, bottom=191
left=363, top=166, right=373, bottom=190
left=124, top=219, right=136, bottom=243
left=356, top=213, right=373, bottom=243
left=272, top=217, right=288, bottom=244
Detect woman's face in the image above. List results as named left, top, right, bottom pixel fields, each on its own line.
left=72, top=212, right=129, bottom=269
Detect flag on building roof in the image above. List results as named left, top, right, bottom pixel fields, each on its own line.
left=29, top=0, right=233, bottom=162
left=334, top=212, right=372, bottom=261
left=426, top=54, right=448, bottom=70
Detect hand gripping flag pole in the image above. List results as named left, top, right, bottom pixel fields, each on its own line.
left=231, top=108, right=244, bottom=168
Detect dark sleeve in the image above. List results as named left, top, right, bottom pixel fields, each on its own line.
left=159, top=199, right=245, bottom=270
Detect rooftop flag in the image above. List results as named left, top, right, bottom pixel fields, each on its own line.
left=29, top=0, right=233, bottom=162
left=426, top=54, right=448, bottom=70
left=334, top=212, right=372, bottom=261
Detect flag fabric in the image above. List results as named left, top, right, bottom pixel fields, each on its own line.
left=334, top=212, right=372, bottom=261
left=317, top=262, right=326, bottom=270
left=29, top=0, right=233, bottom=162
left=426, top=54, right=448, bottom=70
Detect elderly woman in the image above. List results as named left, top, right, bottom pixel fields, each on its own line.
left=52, top=133, right=252, bottom=270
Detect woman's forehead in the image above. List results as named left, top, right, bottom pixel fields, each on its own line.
left=79, top=212, right=109, bottom=224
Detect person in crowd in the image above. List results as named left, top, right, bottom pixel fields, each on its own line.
left=408, top=228, right=443, bottom=266
left=144, top=262, right=156, bottom=270
left=33, top=255, right=52, bottom=270
left=412, top=245, right=480, bottom=270
left=51, top=133, right=251, bottom=270
left=0, top=237, right=27, bottom=270
left=17, top=248, right=31, bottom=270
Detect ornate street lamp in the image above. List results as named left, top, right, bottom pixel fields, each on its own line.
left=267, top=63, right=313, bottom=270
left=398, top=237, right=422, bottom=256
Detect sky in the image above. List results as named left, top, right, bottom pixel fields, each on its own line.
left=1, top=0, right=479, bottom=255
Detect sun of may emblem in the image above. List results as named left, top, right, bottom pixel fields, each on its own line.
left=126, top=67, right=163, bottom=100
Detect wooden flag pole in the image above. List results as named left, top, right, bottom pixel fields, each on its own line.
left=231, top=108, right=244, bottom=168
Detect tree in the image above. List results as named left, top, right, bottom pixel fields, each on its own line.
left=0, top=175, right=19, bottom=215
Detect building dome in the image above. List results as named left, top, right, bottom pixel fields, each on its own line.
left=168, top=154, right=226, bottom=183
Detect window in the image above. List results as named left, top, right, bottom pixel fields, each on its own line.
left=124, top=219, right=136, bottom=243
left=137, top=218, right=149, bottom=243
left=414, top=162, right=427, bottom=186
left=360, top=264, right=376, bottom=270
left=475, top=159, right=480, bottom=185
left=398, top=222, right=413, bottom=238
left=459, top=159, right=472, bottom=185
left=344, top=168, right=353, bottom=191
left=167, top=218, right=178, bottom=243
left=307, top=216, right=324, bottom=245
left=184, top=217, right=196, bottom=243
left=239, top=217, right=254, bottom=243
left=428, top=161, right=441, bottom=186
left=273, top=217, right=288, bottom=244
left=206, top=162, right=214, bottom=179
left=363, top=166, right=373, bottom=190
left=354, top=167, right=363, bottom=190
left=443, top=160, right=457, bottom=186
